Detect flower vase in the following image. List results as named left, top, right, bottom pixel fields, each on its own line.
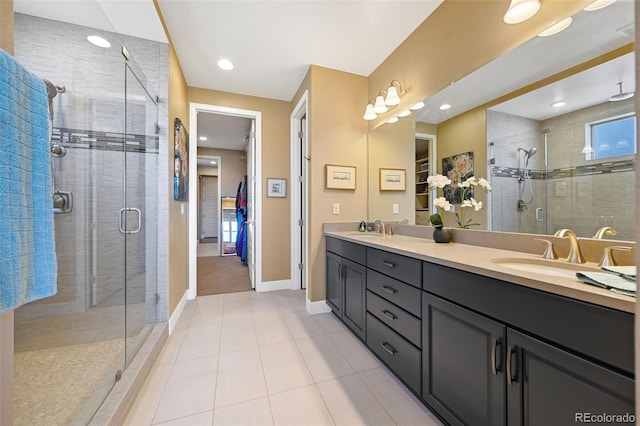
left=432, top=227, right=452, bottom=243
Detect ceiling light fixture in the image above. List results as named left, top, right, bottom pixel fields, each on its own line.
left=386, top=116, right=399, bottom=124
left=583, top=0, right=616, bottom=11
left=609, top=82, right=634, bottom=102
left=362, top=80, right=406, bottom=121
left=439, top=103, right=451, bottom=110
left=217, top=59, right=234, bottom=71
left=503, top=0, right=541, bottom=24
left=87, top=35, right=111, bottom=48
left=199, top=136, right=208, bottom=141
left=538, top=17, right=573, bottom=37
left=397, top=110, right=411, bottom=118
left=410, top=101, right=425, bottom=110
left=551, top=100, right=565, bottom=108
left=210, top=161, right=217, bottom=165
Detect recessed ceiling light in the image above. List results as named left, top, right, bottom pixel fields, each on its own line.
left=583, top=0, right=616, bottom=11
left=87, top=35, right=111, bottom=48
left=217, top=59, right=234, bottom=71
left=538, top=17, right=573, bottom=37
left=551, top=101, right=565, bottom=108
left=386, top=116, right=399, bottom=124
left=397, top=110, right=411, bottom=118
left=210, top=161, right=217, bottom=165
left=199, top=136, right=208, bottom=141
left=439, top=103, right=452, bottom=110
left=410, top=101, right=425, bottom=110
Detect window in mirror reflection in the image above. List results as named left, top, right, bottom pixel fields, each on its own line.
left=586, top=113, right=636, bottom=160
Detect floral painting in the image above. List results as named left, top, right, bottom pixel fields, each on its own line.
left=174, top=118, right=189, bottom=201
left=442, top=151, right=474, bottom=204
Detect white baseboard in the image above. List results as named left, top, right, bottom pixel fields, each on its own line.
left=306, top=299, right=332, bottom=315
left=256, top=279, right=295, bottom=292
left=168, top=291, right=188, bottom=335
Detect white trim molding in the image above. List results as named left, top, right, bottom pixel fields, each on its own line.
left=256, top=279, right=295, bottom=292
left=168, top=290, right=188, bottom=334
left=306, top=299, right=332, bottom=315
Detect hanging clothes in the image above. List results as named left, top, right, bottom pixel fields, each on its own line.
left=235, top=175, right=248, bottom=264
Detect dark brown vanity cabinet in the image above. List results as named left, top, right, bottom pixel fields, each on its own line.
left=326, top=237, right=366, bottom=340
left=422, top=263, right=634, bottom=426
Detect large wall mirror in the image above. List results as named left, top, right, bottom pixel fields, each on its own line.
left=371, top=0, right=634, bottom=240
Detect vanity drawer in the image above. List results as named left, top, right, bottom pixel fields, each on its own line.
left=367, top=291, right=421, bottom=348
left=366, top=247, right=421, bottom=288
left=367, top=313, right=421, bottom=394
left=326, top=236, right=366, bottom=265
left=367, top=269, right=421, bottom=317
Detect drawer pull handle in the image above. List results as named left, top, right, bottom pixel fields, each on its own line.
left=491, top=338, right=501, bottom=375
left=381, top=342, right=397, bottom=355
left=506, top=345, right=517, bottom=385
left=382, top=261, right=396, bottom=268
left=381, top=310, right=397, bottom=320
left=381, top=286, right=398, bottom=294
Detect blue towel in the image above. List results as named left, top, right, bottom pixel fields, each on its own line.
left=0, top=48, right=57, bottom=313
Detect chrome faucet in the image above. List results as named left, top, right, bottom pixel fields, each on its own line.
left=593, top=226, right=617, bottom=239
left=373, top=219, right=386, bottom=235
left=553, top=229, right=585, bottom=264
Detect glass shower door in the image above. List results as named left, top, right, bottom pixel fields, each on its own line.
left=123, top=59, right=158, bottom=364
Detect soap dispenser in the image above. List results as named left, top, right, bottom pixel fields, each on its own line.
left=358, top=221, right=366, bottom=232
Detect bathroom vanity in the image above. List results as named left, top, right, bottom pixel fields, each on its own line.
left=324, top=229, right=635, bottom=426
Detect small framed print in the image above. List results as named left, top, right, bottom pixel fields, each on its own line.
left=267, top=178, right=286, bottom=197
left=326, top=164, right=356, bottom=190
left=379, top=168, right=406, bottom=191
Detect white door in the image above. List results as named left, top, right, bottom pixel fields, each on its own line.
left=247, top=119, right=256, bottom=288
left=299, top=117, right=307, bottom=289
left=200, top=176, right=218, bottom=239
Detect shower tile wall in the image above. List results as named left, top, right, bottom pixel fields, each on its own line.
left=487, top=110, right=545, bottom=234
left=541, top=98, right=635, bottom=240
left=13, top=14, right=169, bottom=344
left=488, top=98, right=635, bottom=240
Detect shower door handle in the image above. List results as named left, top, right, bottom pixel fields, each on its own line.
left=118, top=208, right=142, bottom=234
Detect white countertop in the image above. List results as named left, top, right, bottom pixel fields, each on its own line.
left=325, top=230, right=636, bottom=314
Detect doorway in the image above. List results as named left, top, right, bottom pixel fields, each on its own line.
left=291, top=93, right=309, bottom=297
left=189, top=103, right=262, bottom=298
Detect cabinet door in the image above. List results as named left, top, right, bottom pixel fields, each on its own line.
left=506, top=329, right=634, bottom=426
left=326, top=252, right=343, bottom=315
left=423, top=293, right=506, bottom=426
left=343, top=258, right=366, bottom=340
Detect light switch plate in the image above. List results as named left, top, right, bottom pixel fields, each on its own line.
left=393, top=204, right=399, bottom=214
left=332, top=203, right=340, bottom=215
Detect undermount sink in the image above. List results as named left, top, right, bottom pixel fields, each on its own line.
left=344, top=231, right=386, bottom=240
left=491, top=257, right=600, bottom=279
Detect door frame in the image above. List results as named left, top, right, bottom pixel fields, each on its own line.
left=290, top=92, right=309, bottom=294
left=188, top=103, right=262, bottom=299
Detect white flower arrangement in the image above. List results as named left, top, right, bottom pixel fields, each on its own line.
left=428, top=174, right=492, bottom=229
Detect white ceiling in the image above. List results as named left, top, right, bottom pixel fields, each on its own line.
left=197, top=112, right=252, bottom=150
left=416, top=0, right=635, bottom=124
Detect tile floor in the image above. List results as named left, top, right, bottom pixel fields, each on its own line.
left=124, top=290, right=443, bottom=426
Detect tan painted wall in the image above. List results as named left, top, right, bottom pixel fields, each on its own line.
left=1, top=2, right=14, bottom=423
left=367, top=0, right=591, bottom=129
left=188, top=87, right=291, bottom=282
left=197, top=147, right=245, bottom=197
left=306, top=66, right=369, bottom=302
left=368, top=117, right=416, bottom=222
left=436, top=108, right=488, bottom=228
left=416, top=121, right=437, bottom=135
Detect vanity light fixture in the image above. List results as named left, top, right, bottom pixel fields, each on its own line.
left=503, top=0, right=541, bottom=24
left=609, top=82, right=634, bottom=102
left=397, top=109, right=411, bottom=118
left=583, top=0, right=616, bottom=11
left=386, top=116, right=399, bottom=124
left=551, top=100, right=566, bottom=108
left=410, top=101, right=425, bottom=110
left=439, top=103, right=452, bottom=110
left=538, top=17, right=573, bottom=37
left=581, top=145, right=594, bottom=154
left=362, top=80, right=406, bottom=120
left=217, top=59, right=234, bottom=71
left=87, top=35, right=111, bottom=48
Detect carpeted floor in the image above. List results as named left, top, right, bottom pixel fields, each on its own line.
left=197, top=255, right=251, bottom=296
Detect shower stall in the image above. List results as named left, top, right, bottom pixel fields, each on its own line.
left=13, top=11, right=168, bottom=425
left=488, top=107, right=635, bottom=241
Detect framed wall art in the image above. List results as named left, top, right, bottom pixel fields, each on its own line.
left=379, top=168, right=406, bottom=191
left=174, top=117, right=189, bottom=201
left=267, top=178, right=286, bottom=197
left=325, top=164, right=356, bottom=190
